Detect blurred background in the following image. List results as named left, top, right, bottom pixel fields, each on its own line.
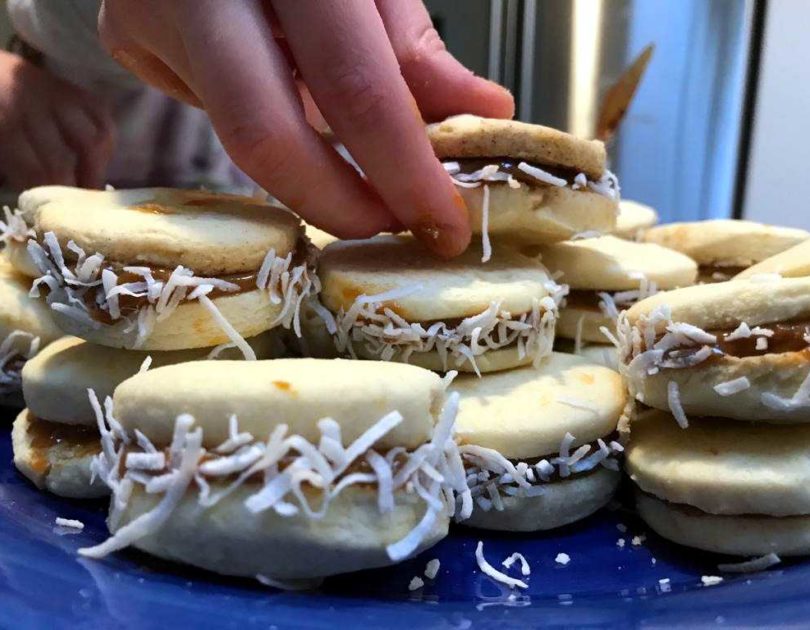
left=1, top=0, right=807, bottom=227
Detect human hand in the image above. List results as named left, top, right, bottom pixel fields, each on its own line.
left=98, top=0, right=514, bottom=257
left=0, top=50, right=115, bottom=191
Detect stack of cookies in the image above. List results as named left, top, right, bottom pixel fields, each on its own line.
left=8, top=186, right=316, bottom=499
left=620, top=276, right=810, bottom=557
left=303, top=115, right=634, bottom=533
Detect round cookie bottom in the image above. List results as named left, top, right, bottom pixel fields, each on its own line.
left=636, top=490, right=810, bottom=556
left=12, top=409, right=107, bottom=499
left=458, top=181, right=618, bottom=243
left=118, top=483, right=449, bottom=580
left=49, top=288, right=286, bottom=351
left=461, top=467, right=620, bottom=532
left=629, top=350, right=810, bottom=424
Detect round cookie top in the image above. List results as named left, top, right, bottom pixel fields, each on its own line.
left=21, top=334, right=280, bottom=425
left=613, top=200, right=658, bottom=238
left=114, top=358, right=445, bottom=450
left=427, top=115, right=606, bottom=179
left=0, top=268, right=62, bottom=345
left=736, top=239, right=810, bottom=280
left=31, top=187, right=302, bottom=275
left=319, top=235, right=557, bottom=321
left=626, top=276, right=810, bottom=330
left=642, top=220, right=809, bottom=267
left=453, top=353, right=626, bottom=460
left=627, top=408, right=810, bottom=516
left=536, top=235, right=697, bottom=290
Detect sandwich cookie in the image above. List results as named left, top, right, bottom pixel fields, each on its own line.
left=617, top=276, right=810, bottom=424
left=643, top=220, right=809, bottom=282
left=0, top=256, right=62, bottom=406
left=454, top=353, right=627, bottom=531
left=736, top=238, right=810, bottom=280
left=13, top=334, right=281, bottom=498
left=23, top=186, right=318, bottom=355
left=613, top=200, right=658, bottom=240
left=537, top=235, right=697, bottom=346
left=628, top=408, right=810, bottom=556
left=428, top=115, right=619, bottom=247
left=317, top=235, right=565, bottom=374
left=80, top=359, right=472, bottom=581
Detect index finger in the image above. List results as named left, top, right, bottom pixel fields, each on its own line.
left=272, top=0, right=471, bottom=257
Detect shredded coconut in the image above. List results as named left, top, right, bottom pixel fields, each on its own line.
left=80, top=390, right=470, bottom=565
left=0, top=206, right=34, bottom=244
left=502, top=552, right=531, bottom=576
left=617, top=538, right=626, bottom=548
left=444, top=161, right=620, bottom=200
left=424, top=558, right=441, bottom=580
left=408, top=576, right=425, bottom=591
left=460, top=433, right=622, bottom=511
left=555, top=553, right=571, bottom=566
left=55, top=517, right=84, bottom=530
left=475, top=541, right=528, bottom=590
left=667, top=381, right=689, bottom=428
left=0, top=331, right=41, bottom=395
left=713, top=377, right=751, bottom=396
left=332, top=285, right=564, bottom=376
left=717, top=553, right=781, bottom=574
left=517, top=162, right=566, bottom=187
left=480, top=184, right=492, bottom=263
left=701, top=575, right=724, bottom=587
left=631, top=535, right=646, bottom=547
left=27, top=234, right=319, bottom=358
left=762, top=370, right=810, bottom=411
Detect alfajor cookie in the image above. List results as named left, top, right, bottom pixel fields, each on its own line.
left=536, top=235, right=697, bottom=345
left=736, top=238, right=810, bottom=280
left=0, top=256, right=62, bottom=405
left=617, top=276, right=810, bottom=424
left=428, top=115, right=619, bottom=244
left=453, top=353, right=627, bottom=531
left=23, top=186, right=318, bottom=355
left=13, top=333, right=282, bottom=498
left=79, top=359, right=471, bottom=581
left=628, top=408, right=810, bottom=556
left=316, top=235, right=565, bottom=374
left=613, top=200, right=658, bottom=240
left=643, top=220, right=809, bottom=282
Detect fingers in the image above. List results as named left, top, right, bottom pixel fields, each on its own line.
left=99, top=0, right=201, bottom=106
left=375, top=0, right=514, bottom=122
left=21, top=107, right=77, bottom=186
left=0, top=129, right=50, bottom=190
left=54, top=100, right=116, bottom=188
left=273, top=0, right=471, bottom=257
left=176, top=0, right=397, bottom=239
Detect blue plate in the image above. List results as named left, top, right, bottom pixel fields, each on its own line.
left=1, top=408, right=809, bottom=629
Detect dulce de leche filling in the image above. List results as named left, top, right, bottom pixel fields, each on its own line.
left=26, top=416, right=101, bottom=475
left=565, top=290, right=604, bottom=312
left=659, top=320, right=810, bottom=360
left=451, top=157, right=589, bottom=187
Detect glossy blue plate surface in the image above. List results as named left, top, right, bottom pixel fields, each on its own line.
left=1, top=408, right=809, bottom=629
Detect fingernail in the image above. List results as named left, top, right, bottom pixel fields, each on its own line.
left=412, top=203, right=470, bottom=258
